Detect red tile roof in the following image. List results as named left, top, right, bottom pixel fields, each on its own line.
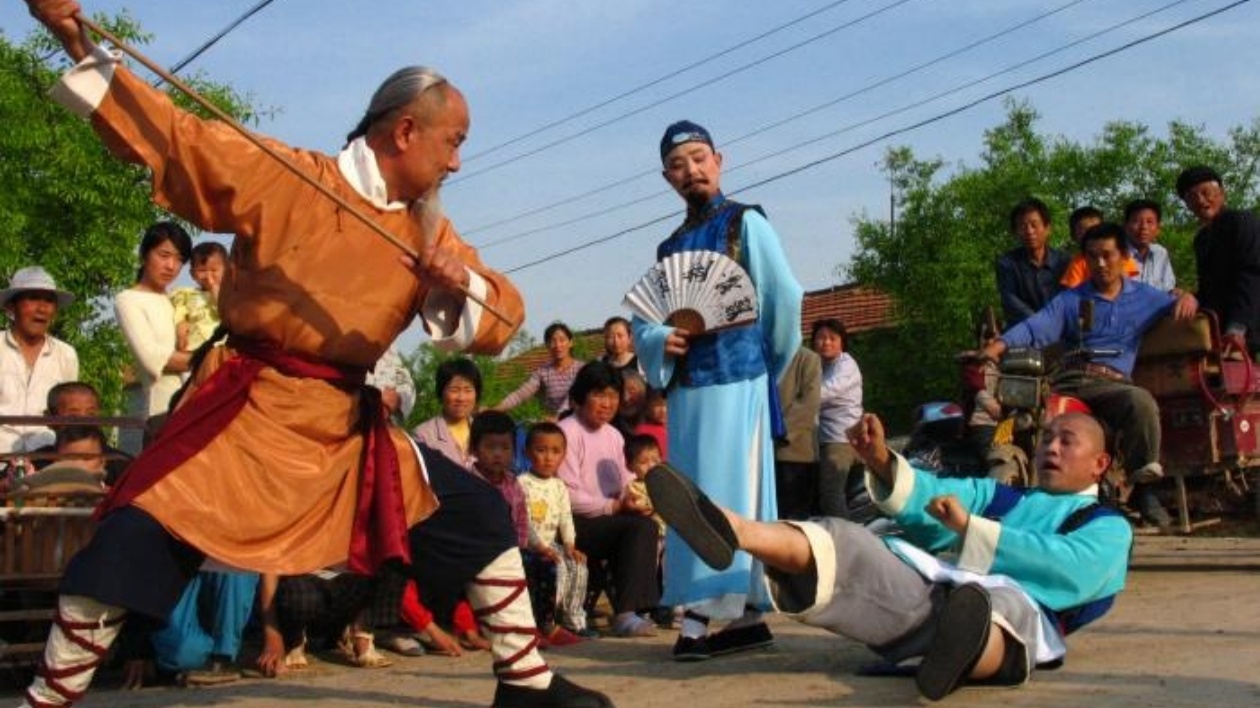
left=799, top=284, right=897, bottom=337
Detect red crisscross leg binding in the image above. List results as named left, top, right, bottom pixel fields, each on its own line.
left=25, top=610, right=126, bottom=707
left=471, top=576, right=547, bottom=681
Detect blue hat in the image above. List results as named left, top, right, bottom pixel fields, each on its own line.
left=659, top=120, right=714, bottom=163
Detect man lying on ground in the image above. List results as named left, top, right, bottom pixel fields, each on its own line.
left=646, top=411, right=1131, bottom=701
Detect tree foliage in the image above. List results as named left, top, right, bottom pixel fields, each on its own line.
left=846, top=100, right=1260, bottom=430
left=401, top=328, right=602, bottom=429
left=0, top=13, right=261, bottom=414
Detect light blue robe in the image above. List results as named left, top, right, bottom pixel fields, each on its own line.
left=869, top=455, right=1131, bottom=661
left=635, top=208, right=802, bottom=617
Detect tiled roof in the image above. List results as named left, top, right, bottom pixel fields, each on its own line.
left=799, top=283, right=896, bottom=337
left=498, top=331, right=604, bottom=378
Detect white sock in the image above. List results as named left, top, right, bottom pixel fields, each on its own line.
left=724, top=606, right=764, bottom=632
left=680, top=613, right=709, bottom=640
left=24, top=595, right=126, bottom=707
left=466, top=549, right=551, bottom=690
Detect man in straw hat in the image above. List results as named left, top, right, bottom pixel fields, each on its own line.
left=1, top=265, right=79, bottom=454
left=18, top=1, right=608, bottom=705
left=633, top=120, right=802, bottom=660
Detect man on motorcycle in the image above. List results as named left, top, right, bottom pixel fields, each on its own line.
left=980, top=222, right=1198, bottom=529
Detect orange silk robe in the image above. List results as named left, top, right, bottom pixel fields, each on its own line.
left=57, top=52, right=523, bottom=574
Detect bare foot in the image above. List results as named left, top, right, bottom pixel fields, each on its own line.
left=460, top=629, right=492, bottom=651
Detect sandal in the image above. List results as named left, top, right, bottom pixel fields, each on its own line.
left=284, top=632, right=310, bottom=670
left=337, top=629, right=394, bottom=669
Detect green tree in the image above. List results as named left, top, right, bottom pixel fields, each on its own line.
left=846, top=100, right=1260, bottom=430
left=0, top=12, right=262, bottom=414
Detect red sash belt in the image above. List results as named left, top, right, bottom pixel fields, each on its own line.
left=98, top=338, right=411, bottom=574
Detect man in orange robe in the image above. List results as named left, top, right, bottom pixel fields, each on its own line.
left=20, top=2, right=610, bottom=706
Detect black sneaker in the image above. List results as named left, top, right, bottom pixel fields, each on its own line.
left=492, top=674, right=614, bottom=707
left=708, top=622, right=775, bottom=656
left=645, top=462, right=738, bottom=570
left=916, top=584, right=992, bottom=701
left=671, top=635, right=714, bottom=662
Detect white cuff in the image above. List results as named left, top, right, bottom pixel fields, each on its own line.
left=49, top=44, right=118, bottom=119
left=869, top=451, right=915, bottom=516
left=957, top=515, right=1001, bottom=574
left=769, top=521, right=837, bottom=618
left=423, top=269, right=485, bottom=351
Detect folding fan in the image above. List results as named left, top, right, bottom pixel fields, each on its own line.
left=622, top=250, right=758, bottom=334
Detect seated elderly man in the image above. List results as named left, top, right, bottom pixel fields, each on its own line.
left=646, top=411, right=1131, bottom=701
left=982, top=222, right=1198, bottom=529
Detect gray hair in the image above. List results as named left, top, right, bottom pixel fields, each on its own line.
left=346, top=66, right=449, bottom=145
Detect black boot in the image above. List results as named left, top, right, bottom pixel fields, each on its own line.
left=492, top=674, right=614, bottom=707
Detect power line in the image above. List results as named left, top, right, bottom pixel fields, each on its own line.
left=720, top=0, right=1195, bottom=179
left=156, top=0, right=280, bottom=86
left=445, top=0, right=921, bottom=187
left=469, top=0, right=1092, bottom=246
left=503, top=0, right=1251, bottom=275
left=462, top=0, right=859, bottom=164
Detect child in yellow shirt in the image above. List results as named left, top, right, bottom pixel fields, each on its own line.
left=171, top=242, right=227, bottom=352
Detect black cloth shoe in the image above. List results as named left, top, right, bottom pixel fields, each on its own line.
left=708, top=622, right=775, bottom=656
left=916, top=583, right=992, bottom=701
left=645, top=462, right=738, bottom=570
left=493, top=674, right=614, bottom=707
left=672, top=635, right=714, bottom=662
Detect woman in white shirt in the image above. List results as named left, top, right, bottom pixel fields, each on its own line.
left=115, top=221, right=193, bottom=453
left=813, top=319, right=863, bottom=518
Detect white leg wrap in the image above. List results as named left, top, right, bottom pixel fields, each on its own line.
left=24, top=595, right=126, bottom=707
left=466, top=549, right=551, bottom=689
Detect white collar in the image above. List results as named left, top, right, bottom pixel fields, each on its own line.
left=3, top=329, right=51, bottom=357
left=337, top=137, right=408, bottom=212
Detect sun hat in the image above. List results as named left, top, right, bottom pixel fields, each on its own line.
left=0, top=266, right=74, bottom=309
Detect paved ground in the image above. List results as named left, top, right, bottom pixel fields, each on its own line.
left=5, top=536, right=1259, bottom=707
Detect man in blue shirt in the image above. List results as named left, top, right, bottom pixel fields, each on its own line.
left=982, top=222, right=1198, bottom=528
left=995, top=198, right=1071, bottom=326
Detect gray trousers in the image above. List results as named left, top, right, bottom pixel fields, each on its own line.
left=1052, top=371, right=1160, bottom=476
left=765, top=518, right=1042, bottom=666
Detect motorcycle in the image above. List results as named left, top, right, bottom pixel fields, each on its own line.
left=907, top=302, right=1120, bottom=489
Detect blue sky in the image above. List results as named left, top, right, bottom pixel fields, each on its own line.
left=3, top=0, right=1258, bottom=354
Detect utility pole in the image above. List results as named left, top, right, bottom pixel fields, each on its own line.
left=889, top=178, right=897, bottom=240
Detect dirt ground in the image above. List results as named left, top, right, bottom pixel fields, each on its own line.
left=6, top=536, right=1259, bottom=707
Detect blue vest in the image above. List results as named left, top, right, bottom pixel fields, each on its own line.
left=982, top=485, right=1126, bottom=636
left=657, top=195, right=769, bottom=389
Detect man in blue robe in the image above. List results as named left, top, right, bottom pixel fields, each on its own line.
left=634, top=120, right=802, bottom=661
left=647, top=411, right=1131, bottom=700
